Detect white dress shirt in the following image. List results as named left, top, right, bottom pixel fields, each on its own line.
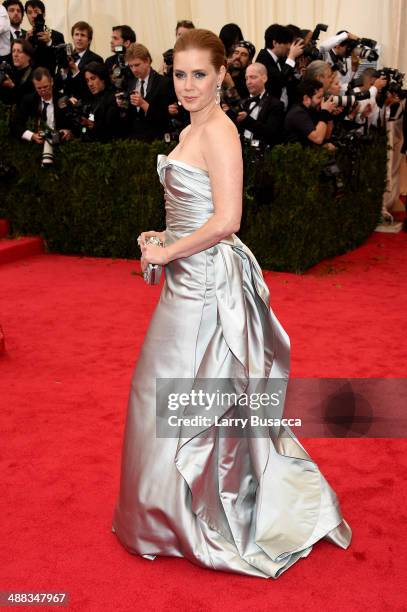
left=134, top=72, right=150, bottom=112
left=22, top=97, right=55, bottom=141
left=0, top=5, right=11, bottom=58
left=243, top=90, right=266, bottom=141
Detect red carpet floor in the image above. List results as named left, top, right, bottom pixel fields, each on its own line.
left=1, top=232, right=406, bottom=611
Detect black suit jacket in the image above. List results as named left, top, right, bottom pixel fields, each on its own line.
left=123, top=68, right=170, bottom=141
left=238, top=92, right=285, bottom=147
left=10, top=28, right=27, bottom=42
left=256, top=48, right=297, bottom=106
left=64, top=49, right=104, bottom=101
left=11, top=89, right=71, bottom=139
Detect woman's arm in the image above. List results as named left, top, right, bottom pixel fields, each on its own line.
left=143, top=119, right=242, bottom=265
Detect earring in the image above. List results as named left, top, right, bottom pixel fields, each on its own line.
left=177, top=99, right=182, bottom=106
left=215, top=84, right=221, bottom=105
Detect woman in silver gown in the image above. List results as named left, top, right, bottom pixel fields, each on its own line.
left=112, top=29, right=352, bottom=578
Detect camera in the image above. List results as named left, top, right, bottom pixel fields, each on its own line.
left=54, top=43, right=74, bottom=70
left=0, top=61, right=12, bottom=86
left=345, top=37, right=379, bottom=62
left=30, top=13, right=47, bottom=46
left=377, top=67, right=407, bottom=100
left=326, top=90, right=371, bottom=109
left=302, top=23, right=328, bottom=61
left=57, top=95, right=92, bottom=128
left=115, top=89, right=131, bottom=109
left=39, top=128, right=62, bottom=166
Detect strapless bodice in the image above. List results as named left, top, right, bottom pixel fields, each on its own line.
left=157, top=154, right=214, bottom=235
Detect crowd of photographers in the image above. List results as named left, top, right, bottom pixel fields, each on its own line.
left=0, top=0, right=406, bottom=205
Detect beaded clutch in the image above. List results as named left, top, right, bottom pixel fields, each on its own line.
left=141, top=236, right=165, bottom=285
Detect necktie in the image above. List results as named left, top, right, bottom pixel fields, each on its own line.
left=41, top=101, right=49, bottom=125
left=140, top=80, right=145, bottom=98
left=15, top=30, right=22, bottom=39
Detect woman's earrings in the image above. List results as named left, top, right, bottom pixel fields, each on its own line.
left=215, top=84, right=221, bottom=105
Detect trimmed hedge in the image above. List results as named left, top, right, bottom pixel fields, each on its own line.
left=0, top=107, right=387, bottom=272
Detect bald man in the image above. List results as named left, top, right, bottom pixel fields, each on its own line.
left=235, top=62, right=285, bottom=148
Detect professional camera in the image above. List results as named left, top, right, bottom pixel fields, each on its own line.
left=30, top=13, right=47, bottom=46
left=115, top=89, right=132, bottom=110
left=111, top=45, right=127, bottom=84
left=345, top=37, right=379, bottom=62
left=0, top=61, right=12, bottom=86
left=377, top=67, right=407, bottom=100
left=57, top=95, right=92, bottom=128
left=39, top=128, right=62, bottom=166
left=326, top=90, right=371, bottom=109
left=54, top=43, right=74, bottom=70
left=302, top=23, right=328, bottom=61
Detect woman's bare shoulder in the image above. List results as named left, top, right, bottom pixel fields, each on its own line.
left=201, top=111, right=240, bottom=149
left=179, top=124, right=192, bottom=143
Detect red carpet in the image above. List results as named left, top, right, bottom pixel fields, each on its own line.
left=1, top=232, right=406, bottom=611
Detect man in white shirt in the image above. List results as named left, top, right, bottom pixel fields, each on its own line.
left=11, top=66, right=72, bottom=143
left=235, top=62, right=284, bottom=148
left=0, top=3, right=11, bottom=60
left=319, top=30, right=360, bottom=94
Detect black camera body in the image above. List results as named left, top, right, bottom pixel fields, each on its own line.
left=302, top=23, right=328, bottom=61
left=57, top=96, right=92, bottom=128
left=377, top=67, right=407, bottom=101
left=54, top=43, right=74, bottom=70
left=0, top=61, right=12, bottom=86
left=344, top=37, right=379, bottom=62
left=31, top=13, right=46, bottom=46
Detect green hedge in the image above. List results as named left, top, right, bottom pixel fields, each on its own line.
left=0, top=107, right=387, bottom=272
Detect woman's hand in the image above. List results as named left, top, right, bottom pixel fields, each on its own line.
left=140, top=243, right=170, bottom=269
left=138, top=230, right=166, bottom=245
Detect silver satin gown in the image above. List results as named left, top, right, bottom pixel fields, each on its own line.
left=112, top=154, right=352, bottom=578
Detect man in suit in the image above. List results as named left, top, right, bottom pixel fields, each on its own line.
left=24, top=0, right=64, bottom=73
left=3, top=0, right=26, bottom=41
left=105, top=25, right=136, bottom=76
left=256, top=23, right=304, bottom=111
left=62, top=21, right=103, bottom=100
left=11, top=65, right=73, bottom=143
left=117, top=42, right=169, bottom=142
left=235, top=62, right=285, bottom=148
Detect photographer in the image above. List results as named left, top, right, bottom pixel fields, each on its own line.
left=284, top=78, right=335, bottom=146
left=116, top=43, right=169, bottom=142
left=24, top=0, right=64, bottom=72
left=105, top=25, right=136, bottom=81
left=58, top=21, right=103, bottom=101
left=256, top=23, right=304, bottom=110
left=223, top=40, right=255, bottom=100
left=11, top=66, right=72, bottom=143
left=319, top=30, right=365, bottom=94
left=72, top=61, right=122, bottom=142
left=3, top=0, right=26, bottom=40
left=0, top=38, right=34, bottom=106
left=234, top=62, right=284, bottom=148
left=304, top=60, right=333, bottom=93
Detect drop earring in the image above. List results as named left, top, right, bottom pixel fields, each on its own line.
left=215, top=84, right=221, bottom=105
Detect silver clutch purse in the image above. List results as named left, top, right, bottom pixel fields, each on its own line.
left=141, top=235, right=165, bottom=285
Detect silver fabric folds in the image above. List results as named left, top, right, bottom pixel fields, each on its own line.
left=112, top=154, right=352, bottom=578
